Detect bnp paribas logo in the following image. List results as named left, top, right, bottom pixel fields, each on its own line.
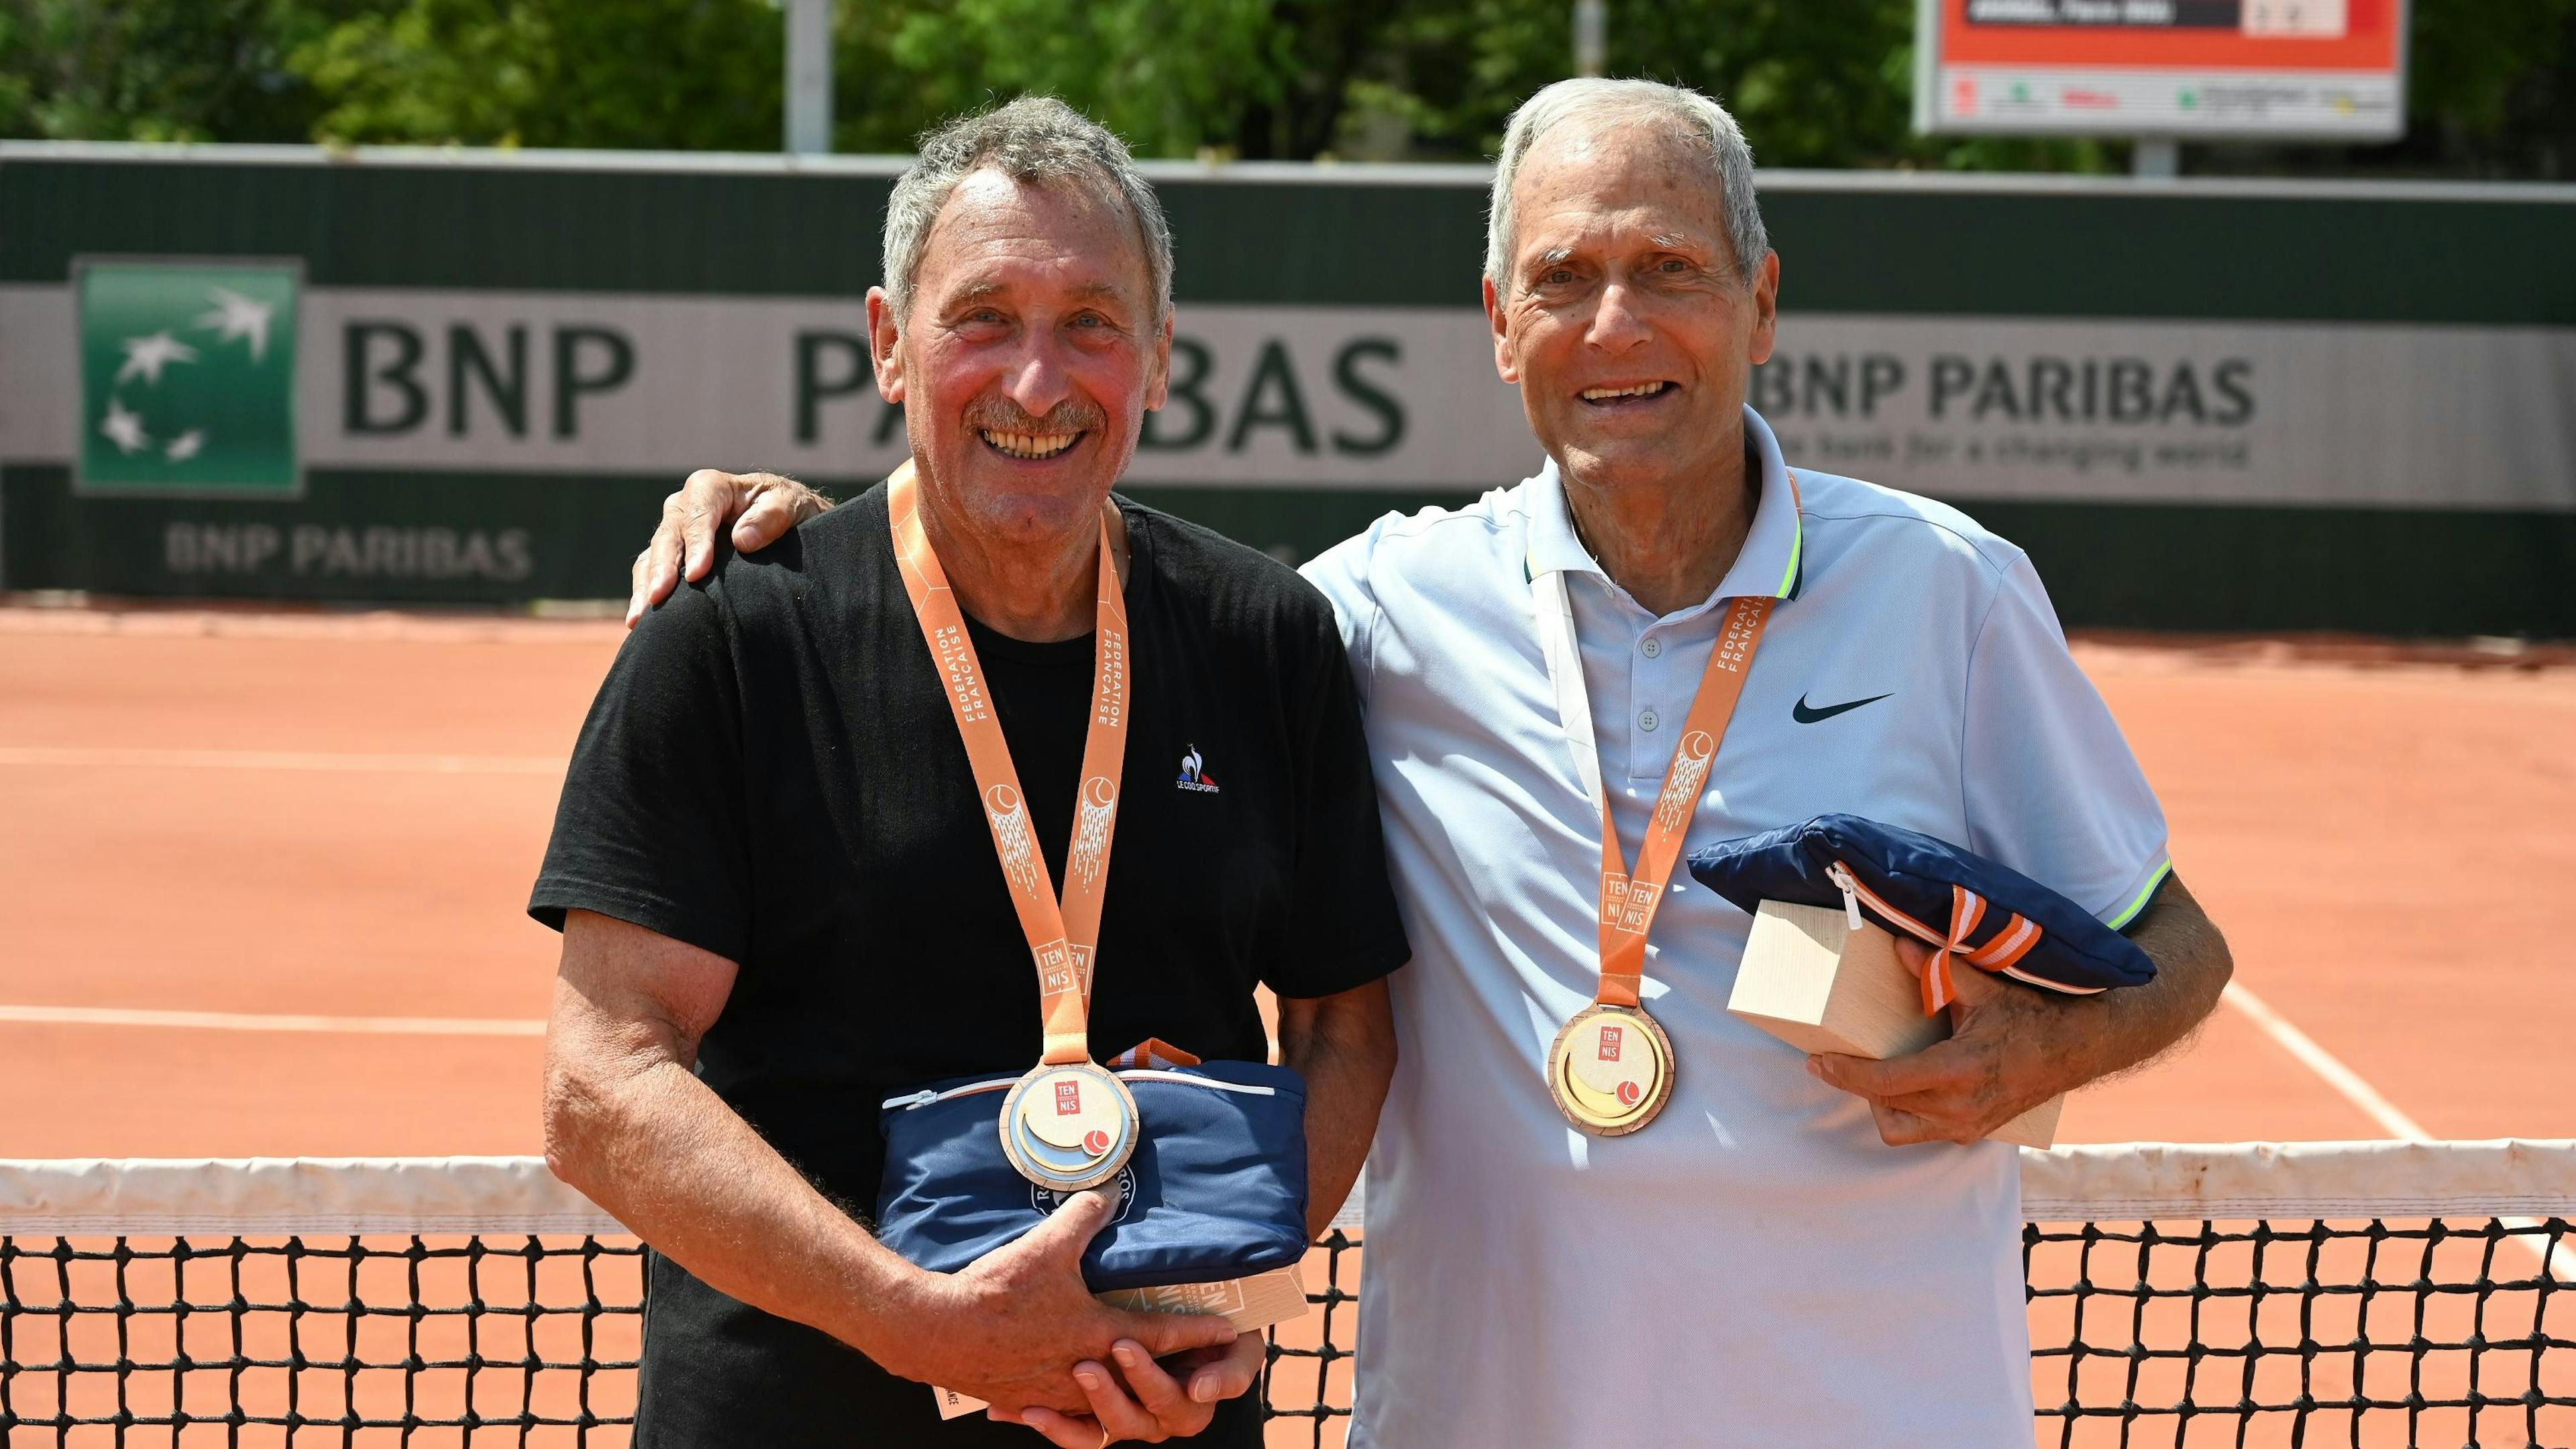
left=76, top=258, right=301, bottom=497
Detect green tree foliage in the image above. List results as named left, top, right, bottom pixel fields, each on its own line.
left=861, top=0, right=1284, bottom=158
left=1224, top=0, right=1388, bottom=158
left=0, top=0, right=2569, bottom=179
left=0, top=0, right=368, bottom=142
left=2401, top=0, right=2576, bottom=172
left=292, top=0, right=784, bottom=149
left=1354, top=0, right=2108, bottom=170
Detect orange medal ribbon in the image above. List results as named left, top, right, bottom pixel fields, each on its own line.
left=1583, top=594, right=1770, bottom=1005
left=888, top=461, right=1128, bottom=1066
left=1530, top=474, right=1800, bottom=1012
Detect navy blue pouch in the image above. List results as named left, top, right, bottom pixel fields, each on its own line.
left=1684, top=814, right=2160, bottom=998
left=875, top=1060, right=1309, bottom=1293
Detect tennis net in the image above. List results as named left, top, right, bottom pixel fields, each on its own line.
left=3, top=1141, right=2570, bottom=1446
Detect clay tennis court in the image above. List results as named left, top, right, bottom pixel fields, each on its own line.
left=3, top=600, right=2571, bottom=1446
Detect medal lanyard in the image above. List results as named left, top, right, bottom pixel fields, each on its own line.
left=889, top=461, right=1129, bottom=1067
left=1529, top=474, right=1794, bottom=1008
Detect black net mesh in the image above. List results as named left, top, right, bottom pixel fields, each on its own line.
left=2027, top=1214, right=2576, bottom=1449
left=0, top=1234, right=643, bottom=1445
left=4, top=1212, right=2571, bottom=1446
left=1258, top=1228, right=1358, bottom=1448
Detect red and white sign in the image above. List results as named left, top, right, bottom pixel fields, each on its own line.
left=1916, top=0, right=2406, bottom=138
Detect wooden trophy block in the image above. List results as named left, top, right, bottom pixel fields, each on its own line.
left=1095, top=1263, right=1311, bottom=1331
left=1728, top=901, right=2062, bottom=1148
left=1996, top=1093, right=2062, bottom=1150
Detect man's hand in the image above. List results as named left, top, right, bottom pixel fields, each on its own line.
left=1809, top=875, right=2232, bottom=1146
left=1808, top=947, right=2074, bottom=1145
left=875, top=1189, right=1240, bottom=1415
left=992, top=1332, right=1267, bottom=1446
left=626, top=469, right=835, bottom=626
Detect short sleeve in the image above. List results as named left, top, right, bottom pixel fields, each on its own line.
left=1960, top=551, right=2171, bottom=927
left=1299, top=527, right=1383, bottom=705
left=1266, top=604, right=1411, bottom=999
left=528, top=580, right=755, bottom=963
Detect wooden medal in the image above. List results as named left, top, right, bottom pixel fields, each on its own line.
left=1000, top=1061, right=1139, bottom=1191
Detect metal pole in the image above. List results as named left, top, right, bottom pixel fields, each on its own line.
left=2133, top=138, right=2180, bottom=178
left=1573, top=0, right=1606, bottom=78
left=786, top=0, right=833, bottom=155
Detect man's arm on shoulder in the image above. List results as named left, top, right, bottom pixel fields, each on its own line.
left=627, top=470, right=834, bottom=627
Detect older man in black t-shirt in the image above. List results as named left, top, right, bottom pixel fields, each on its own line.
left=530, top=99, right=1408, bottom=1449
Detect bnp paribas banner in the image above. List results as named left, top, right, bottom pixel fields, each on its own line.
left=2, top=148, right=2571, bottom=636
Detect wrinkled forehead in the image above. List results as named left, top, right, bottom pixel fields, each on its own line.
left=915, top=166, right=1152, bottom=311
left=1507, top=117, right=1731, bottom=263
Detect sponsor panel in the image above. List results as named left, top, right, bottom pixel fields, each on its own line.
left=1754, top=315, right=2576, bottom=509
left=1, top=149, right=2569, bottom=634
left=0, top=466, right=661, bottom=602
left=11, top=285, right=2569, bottom=511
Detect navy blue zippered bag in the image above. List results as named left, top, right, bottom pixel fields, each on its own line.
left=874, top=1060, right=1309, bottom=1293
left=1685, top=814, right=2160, bottom=995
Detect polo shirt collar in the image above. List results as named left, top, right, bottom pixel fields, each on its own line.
left=1523, top=405, right=1804, bottom=607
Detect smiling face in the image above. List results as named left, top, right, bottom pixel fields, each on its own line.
left=868, top=167, right=1172, bottom=545
left=1487, top=117, right=1778, bottom=495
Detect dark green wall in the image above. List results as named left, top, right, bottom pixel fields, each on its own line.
left=10, top=158, right=2572, bottom=321
left=5, top=150, right=2571, bottom=635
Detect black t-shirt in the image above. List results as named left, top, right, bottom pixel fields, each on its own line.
left=529, top=483, right=1409, bottom=1447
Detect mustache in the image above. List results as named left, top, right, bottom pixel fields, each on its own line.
left=965, top=401, right=1104, bottom=435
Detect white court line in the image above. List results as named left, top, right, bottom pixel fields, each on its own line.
left=2225, top=981, right=2576, bottom=1280
left=0, top=745, right=564, bottom=775
left=2223, top=982, right=2430, bottom=1138
left=0, top=1004, right=546, bottom=1036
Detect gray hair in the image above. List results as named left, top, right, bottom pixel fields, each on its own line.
left=1485, top=78, right=1770, bottom=292
left=881, top=96, right=1174, bottom=324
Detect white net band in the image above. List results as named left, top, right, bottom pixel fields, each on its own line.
left=7, top=1138, right=2570, bottom=1237
left=0, top=1155, right=621, bottom=1236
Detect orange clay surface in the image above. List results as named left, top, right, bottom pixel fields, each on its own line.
left=3, top=605, right=2572, bottom=1449
left=5, top=606, right=2567, bottom=1156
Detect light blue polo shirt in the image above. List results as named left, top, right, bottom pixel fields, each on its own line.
left=1301, top=406, right=2169, bottom=1449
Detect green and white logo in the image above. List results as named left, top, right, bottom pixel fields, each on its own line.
left=77, top=259, right=301, bottom=497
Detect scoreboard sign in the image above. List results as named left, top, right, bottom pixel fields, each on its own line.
left=1916, top=0, right=2408, bottom=139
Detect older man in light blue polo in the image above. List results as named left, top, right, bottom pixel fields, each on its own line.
left=637, top=78, right=2232, bottom=1448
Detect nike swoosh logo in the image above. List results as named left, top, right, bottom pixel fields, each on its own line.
left=1792, top=692, right=1891, bottom=724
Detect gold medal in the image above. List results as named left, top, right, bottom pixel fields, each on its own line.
left=1000, top=1061, right=1138, bottom=1191
left=1546, top=1004, right=1674, bottom=1135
